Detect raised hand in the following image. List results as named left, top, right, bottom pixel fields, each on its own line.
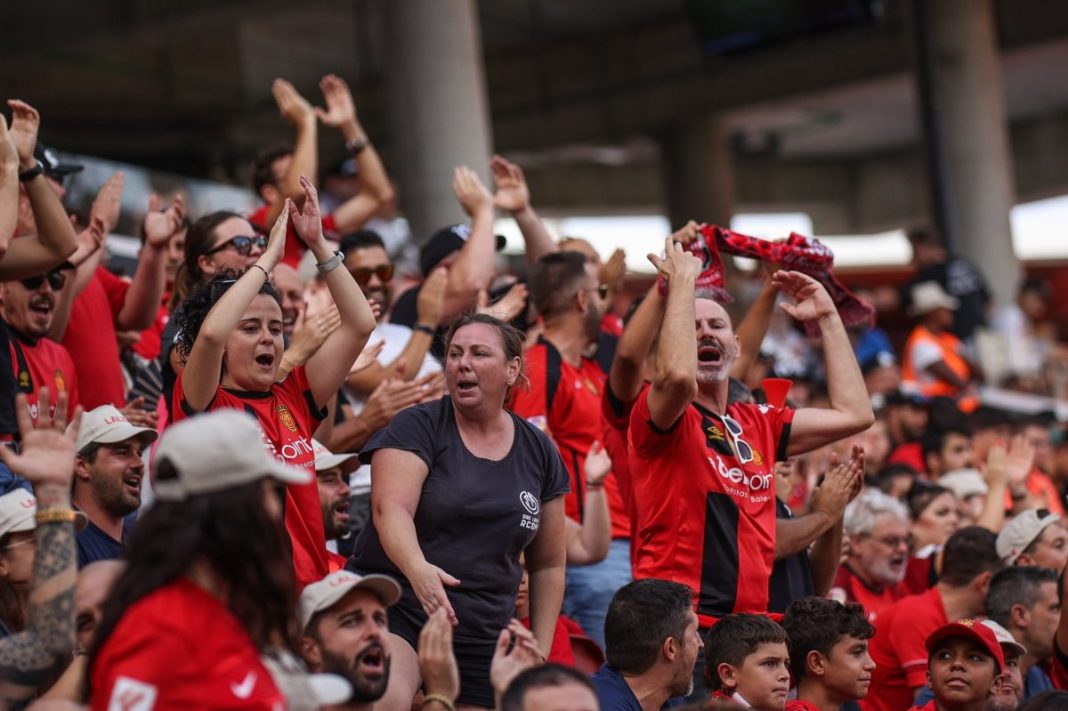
left=478, top=282, right=529, bottom=323
left=287, top=176, right=326, bottom=249
left=490, top=155, right=530, bottom=214
left=360, top=375, right=427, bottom=430
left=772, top=271, right=836, bottom=323
left=67, top=215, right=106, bottom=267
left=410, top=561, right=461, bottom=626
left=452, top=166, right=494, bottom=217
left=90, top=173, right=125, bottom=236
left=647, top=235, right=702, bottom=283
left=260, top=198, right=290, bottom=268
left=287, top=304, right=341, bottom=368
left=119, top=397, right=158, bottom=429
left=670, top=220, right=701, bottom=246
left=490, top=619, right=545, bottom=700
left=314, top=74, right=358, bottom=132
left=418, top=608, right=460, bottom=705
left=0, top=115, right=18, bottom=169
left=271, top=79, right=314, bottom=127
left=584, top=440, right=612, bottom=488
left=1006, top=434, right=1036, bottom=490
left=142, top=193, right=185, bottom=248
left=349, top=340, right=385, bottom=375
left=7, top=100, right=40, bottom=170
left=416, top=266, right=448, bottom=328
left=0, top=388, right=82, bottom=488
left=984, top=444, right=1010, bottom=489
left=810, top=446, right=865, bottom=520
left=600, top=248, right=626, bottom=293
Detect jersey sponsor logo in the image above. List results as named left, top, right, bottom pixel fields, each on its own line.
left=108, top=676, right=158, bottom=711
left=276, top=404, right=298, bottom=433
left=708, top=454, right=773, bottom=494
left=525, top=415, right=548, bottom=432
left=53, top=369, right=66, bottom=392
left=520, top=491, right=540, bottom=515
left=231, top=671, right=258, bottom=699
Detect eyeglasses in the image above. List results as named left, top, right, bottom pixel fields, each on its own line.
left=868, top=534, right=909, bottom=549
left=2, top=536, right=36, bottom=552
left=720, top=414, right=754, bottom=464
left=205, top=235, right=267, bottom=256
left=20, top=271, right=67, bottom=292
left=581, top=284, right=609, bottom=301
left=349, top=264, right=395, bottom=286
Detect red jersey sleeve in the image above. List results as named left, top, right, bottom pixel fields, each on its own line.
left=1051, top=638, right=1068, bottom=689
left=892, top=616, right=933, bottom=689
left=628, top=383, right=696, bottom=457
left=510, top=344, right=551, bottom=432
left=92, top=620, right=191, bottom=711
left=95, top=267, right=131, bottom=322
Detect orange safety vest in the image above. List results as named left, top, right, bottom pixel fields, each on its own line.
left=902, top=326, right=974, bottom=405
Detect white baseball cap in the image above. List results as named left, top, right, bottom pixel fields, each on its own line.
left=152, top=410, right=311, bottom=502
left=938, top=469, right=989, bottom=500
left=72, top=405, right=158, bottom=453
left=981, top=619, right=1026, bottom=657
left=909, top=281, right=960, bottom=316
left=299, top=570, right=402, bottom=631
left=312, top=439, right=358, bottom=473
left=997, top=509, right=1062, bottom=564
left=0, top=489, right=87, bottom=535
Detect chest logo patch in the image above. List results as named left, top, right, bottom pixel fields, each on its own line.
left=108, top=676, right=158, bottom=711
left=520, top=491, right=540, bottom=515
left=276, top=404, right=298, bottom=432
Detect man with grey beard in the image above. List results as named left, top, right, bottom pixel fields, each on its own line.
left=830, top=489, right=912, bottom=622
left=629, top=237, right=873, bottom=633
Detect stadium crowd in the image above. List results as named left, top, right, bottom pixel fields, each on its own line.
left=0, top=72, right=1066, bottom=711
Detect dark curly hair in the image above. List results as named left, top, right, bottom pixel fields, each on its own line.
left=173, top=270, right=282, bottom=365
left=781, top=597, right=875, bottom=680
left=85, top=476, right=297, bottom=699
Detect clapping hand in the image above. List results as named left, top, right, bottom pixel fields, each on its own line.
left=584, top=440, right=612, bottom=489
left=0, top=388, right=82, bottom=489
left=490, top=155, right=530, bottom=214
left=143, top=193, right=186, bottom=249
left=287, top=177, right=327, bottom=251
left=7, top=100, right=40, bottom=171
left=490, top=620, right=545, bottom=701
left=648, top=235, right=702, bottom=283
left=772, top=271, right=836, bottom=323
left=453, top=167, right=494, bottom=217
left=418, top=609, right=460, bottom=705
left=272, top=79, right=314, bottom=127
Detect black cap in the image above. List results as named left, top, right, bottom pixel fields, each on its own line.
left=34, top=144, right=83, bottom=181
left=419, top=224, right=506, bottom=275
left=883, top=388, right=929, bottom=408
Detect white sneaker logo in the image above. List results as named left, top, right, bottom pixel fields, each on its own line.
left=231, top=671, right=257, bottom=699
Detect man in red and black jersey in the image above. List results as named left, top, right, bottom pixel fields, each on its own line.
left=511, top=250, right=632, bottom=648
left=248, top=75, right=394, bottom=268
left=0, top=266, right=79, bottom=422
left=631, top=238, right=874, bottom=629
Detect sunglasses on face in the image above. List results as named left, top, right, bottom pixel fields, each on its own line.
left=349, top=264, right=395, bottom=286
left=205, top=235, right=267, bottom=257
left=20, top=271, right=67, bottom=292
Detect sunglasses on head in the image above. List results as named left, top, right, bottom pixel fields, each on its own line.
left=349, top=264, right=395, bottom=286
left=20, top=271, right=67, bottom=292
left=205, top=235, right=267, bottom=257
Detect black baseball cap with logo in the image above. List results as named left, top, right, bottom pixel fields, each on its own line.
left=34, top=144, right=83, bottom=181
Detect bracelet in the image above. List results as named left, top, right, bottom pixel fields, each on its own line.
left=345, top=136, right=368, bottom=155
left=586, top=482, right=605, bottom=491
left=316, top=251, right=344, bottom=274
left=413, top=323, right=435, bottom=335
left=422, top=694, right=456, bottom=711
left=35, top=508, right=78, bottom=525
left=18, top=162, right=43, bottom=182
left=249, top=264, right=269, bottom=279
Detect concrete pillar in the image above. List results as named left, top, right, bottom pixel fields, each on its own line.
left=382, top=0, right=493, bottom=245
left=911, top=0, right=1021, bottom=306
left=659, top=113, right=735, bottom=232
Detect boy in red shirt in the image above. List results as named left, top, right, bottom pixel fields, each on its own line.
left=781, top=597, right=876, bottom=711
left=705, top=614, right=791, bottom=710
left=906, top=619, right=1004, bottom=711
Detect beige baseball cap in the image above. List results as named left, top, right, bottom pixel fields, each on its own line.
left=909, top=281, right=960, bottom=316
left=312, top=439, right=358, bottom=473
left=72, top=405, right=158, bottom=453
left=997, top=509, right=1062, bottom=564
left=0, top=489, right=87, bottom=534
left=299, top=570, right=402, bottom=631
left=981, top=619, right=1026, bottom=657
left=938, top=469, right=989, bottom=500
left=152, top=410, right=311, bottom=502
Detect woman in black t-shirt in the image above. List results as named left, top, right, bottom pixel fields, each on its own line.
left=350, top=313, right=568, bottom=709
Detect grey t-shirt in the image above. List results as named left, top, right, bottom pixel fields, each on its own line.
left=350, top=396, right=569, bottom=641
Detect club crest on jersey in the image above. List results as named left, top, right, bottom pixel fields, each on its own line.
left=17, top=370, right=29, bottom=389
left=276, top=404, right=297, bottom=432
left=705, top=424, right=725, bottom=441
left=519, top=490, right=540, bottom=531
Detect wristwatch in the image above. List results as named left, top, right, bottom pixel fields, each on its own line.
left=316, top=251, right=344, bottom=274
left=345, top=136, right=368, bottom=155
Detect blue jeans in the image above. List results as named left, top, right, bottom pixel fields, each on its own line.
left=562, top=539, right=632, bottom=648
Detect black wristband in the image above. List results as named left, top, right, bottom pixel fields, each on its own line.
left=413, top=323, right=435, bottom=335
left=18, top=163, right=43, bottom=182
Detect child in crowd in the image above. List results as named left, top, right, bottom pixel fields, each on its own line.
left=705, top=614, right=791, bottom=710
left=781, top=597, right=876, bottom=711
left=907, top=619, right=1004, bottom=711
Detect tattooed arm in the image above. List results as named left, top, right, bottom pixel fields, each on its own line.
left=0, top=389, right=81, bottom=701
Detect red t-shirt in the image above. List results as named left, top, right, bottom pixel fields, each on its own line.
left=602, top=385, right=638, bottom=555
left=510, top=339, right=630, bottom=538
left=63, top=267, right=130, bottom=409
left=829, top=563, right=909, bottom=624
left=172, top=366, right=327, bottom=590
left=785, top=701, right=823, bottom=711
left=91, top=577, right=285, bottom=711
left=6, top=327, right=79, bottom=422
left=887, top=441, right=924, bottom=473
left=132, top=300, right=170, bottom=361
left=521, top=616, right=576, bottom=666
left=903, top=554, right=938, bottom=595
left=247, top=205, right=337, bottom=269
left=628, top=386, right=793, bottom=627
left=863, top=586, right=948, bottom=711
left=906, top=704, right=936, bottom=711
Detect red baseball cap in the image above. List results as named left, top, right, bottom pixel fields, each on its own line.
left=925, top=619, right=1005, bottom=672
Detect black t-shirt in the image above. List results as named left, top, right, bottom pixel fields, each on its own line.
left=350, top=396, right=569, bottom=641
left=902, top=257, right=990, bottom=340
